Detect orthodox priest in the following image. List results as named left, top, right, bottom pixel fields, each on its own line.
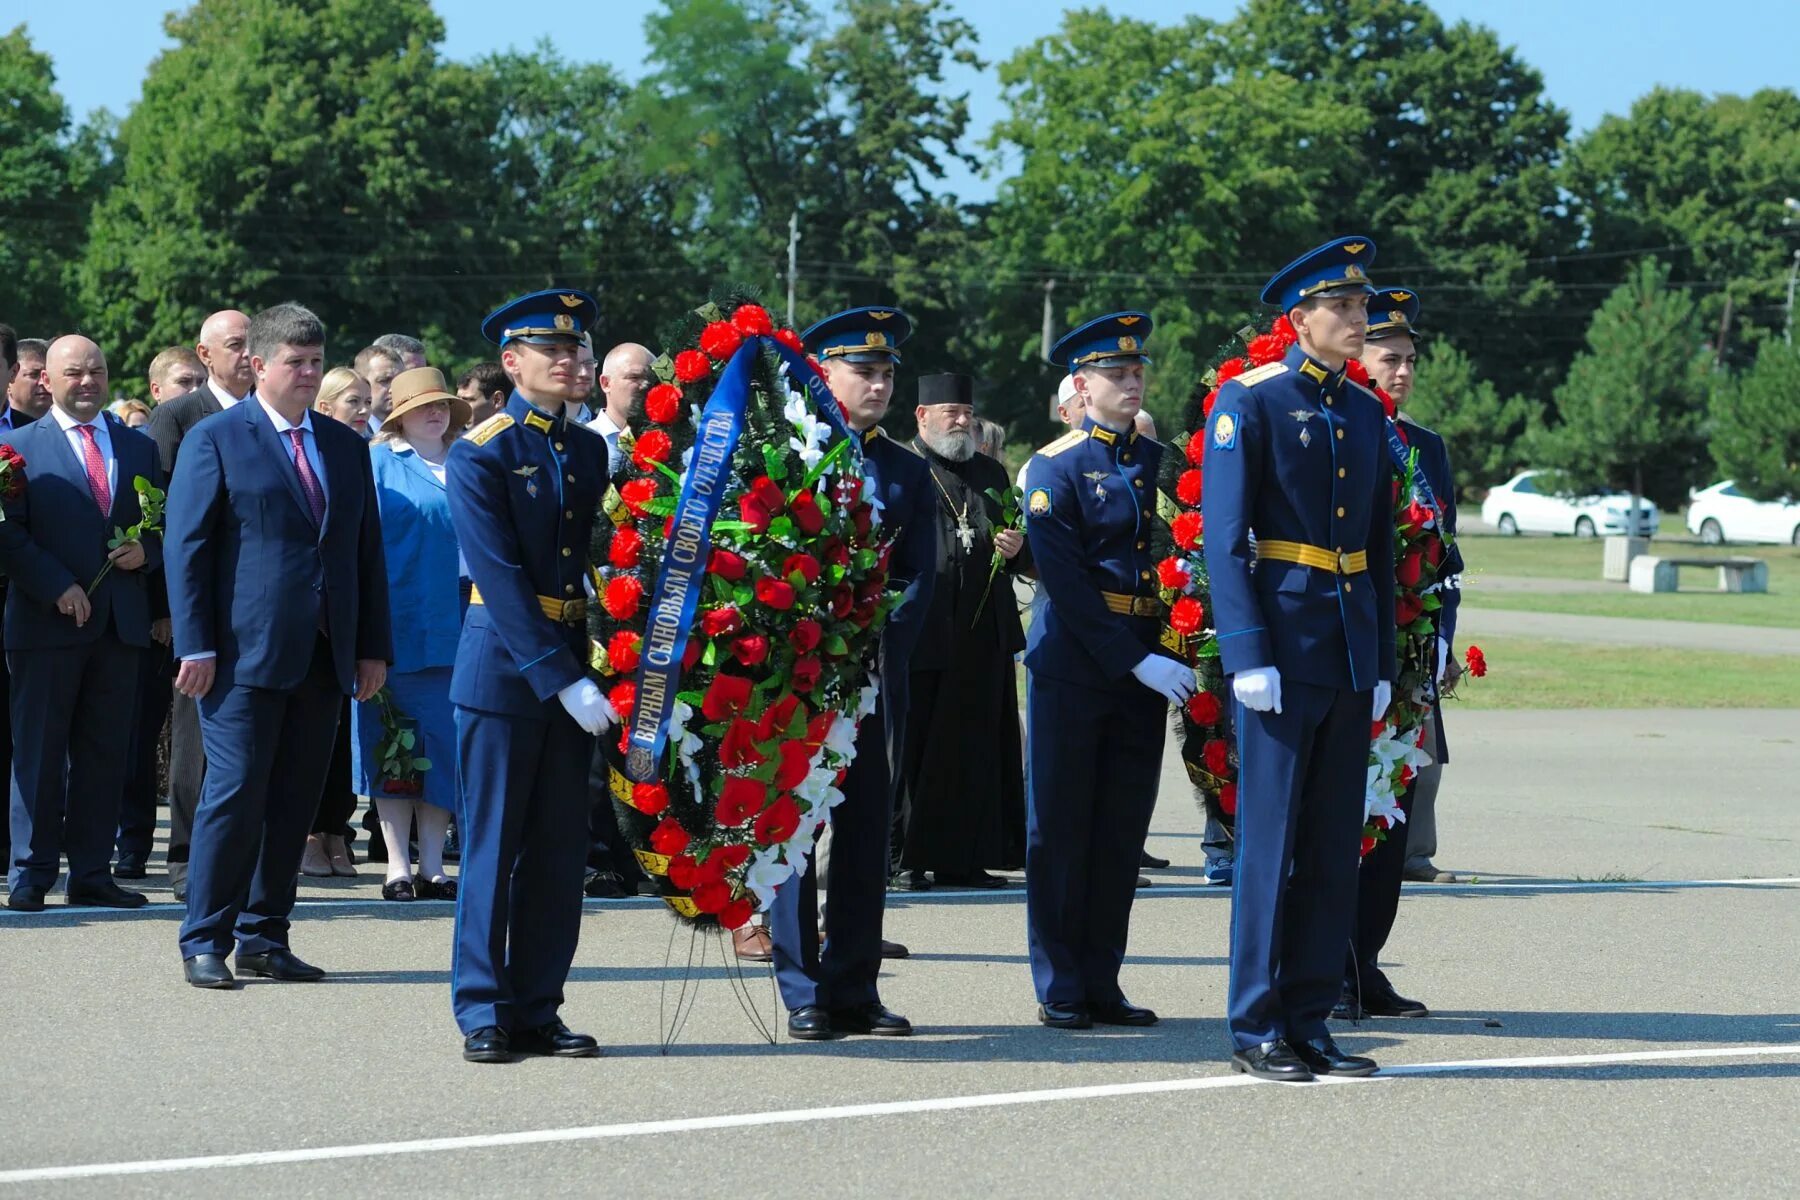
left=893, top=373, right=1030, bottom=889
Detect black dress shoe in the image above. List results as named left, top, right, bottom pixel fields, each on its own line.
left=1230, top=1039, right=1314, bottom=1082
left=513, top=1019, right=600, bottom=1057
left=583, top=869, right=629, bottom=899
left=880, top=938, right=909, bottom=959
left=1294, top=1035, right=1378, bottom=1077
left=1361, top=984, right=1430, bottom=1018
left=1331, top=993, right=1365, bottom=1021
left=888, top=870, right=931, bottom=892
left=183, top=953, right=236, bottom=989
left=6, top=886, right=46, bottom=912
left=936, top=870, right=1007, bottom=890
left=1038, top=1002, right=1093, bottom=1030
left=463, top=1026, right=514, bottom=1063
left=236, top=949, right=326, bottom=981
left=1091, top=1000, right=1158, bottom=1026
left=787, top=1006, right=840, bottom=1041
left=831, top=1002, right=912, bottom=1036
left=1135, top=875, right=1152, bottom=888
left=114, top=857, right=148, bottom=879
left=381, top=877, right=416, bottom=902
left=1140, top=850, right=1171, bottom=870
left=67, top=879, right=148, bottom=908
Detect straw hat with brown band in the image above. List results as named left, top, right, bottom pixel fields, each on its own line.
left=385, top=366, right=471, bottom=429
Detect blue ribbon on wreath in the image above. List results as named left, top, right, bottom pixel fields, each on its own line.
left=622, top=338, right=854, bottom=782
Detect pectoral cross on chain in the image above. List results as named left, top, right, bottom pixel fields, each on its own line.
left=955, top=515, right=976, bottom=554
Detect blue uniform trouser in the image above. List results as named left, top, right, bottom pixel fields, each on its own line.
left=180, top=636, right=341, bottom=958
left=769, top=704, right=891, bottom=1012
left=1227, top=679, right=1368, bottom=1049
left=1025, top=676, right=1165, bottom=1006
left=451, top=704, right=592, bottom=1034
left=8, top=636, right=139, bottom=893
left=1345, top=769, right=1417, bottom=995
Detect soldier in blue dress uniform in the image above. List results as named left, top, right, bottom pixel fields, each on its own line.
left=1022, top=311, right=1195, bottom=1031
left=1339, top=286, right=1464, bottom=1020
left=766, top=306, right=937, bottom=1041
left=445, top=289, right=618, bottom=1064
left=1201, top=238, right=1397, bottom=1081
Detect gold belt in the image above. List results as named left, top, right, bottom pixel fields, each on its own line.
left=1257, top=540, right=1368, bottom=575
left=468, top=584, right=587, bottom=624
left=1100, top=591, right=1164, bottom=618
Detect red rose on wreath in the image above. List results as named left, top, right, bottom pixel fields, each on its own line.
left=609, top=526, right=643, bottom=570
left=790, top=489, right=825, bottom=535
left=1403, top=499, right=1433, bottom=535
left=708, top=547, right=749, bottom=580
left=732, top=634, right=770, bottom=666
left=791, top=656, right=822, bottom=692
left=1424, top=538, right=1444, bottom=567
left=732, top=304, right=775, bottom=337
left=748, top=475, right=785, bottom=515
left=753, top=793, right=801, bottom=846
left=644, top=383, right=683, bottom=425
left=773, top=741, right=812, bottom=790
left=608, top=681, right=637, bottom=722
left=739, top=493, right=775, bottom=533
left=788, top=618, right=823, bottom=654
left=1396, top=550, right=1423, bottom=588
left=1219, top=782, right=1238, bottom=815
left=716, top=777, right=768, bottom=827
left=1202, top=738, right=1230, bottom=775
left=631, top=428, right=673, bottom=469
left=700, top=606, right=743, bottom=638
left=650, top=816, right=690, bottom=856
left=755, top=576, right=797, bottom=611
left=850, top=502, right=873, bottom=539
left=606, top=630, right=642, bottom=675
left=632, top=782, right=670, bottom=816
left=782, top=553, right=821, bottom=586
left=829, top=585, right=854, bottom=619
left=1170, top=511, right=1204, bottom=550
left=1395, top=593, right=1423, bottom=626
left=699, top=321, right=743, bottom=361
left=619, top=478, right=657, bottom=518
left=702, top=673, right=753, bottom=721
left=673, top=350, right=712, bottom=383
left=1169, top=596, right=1206, bottom=636
left=1176, top=469, right=1204, bottom=506
left=720, top=717, right=767, bottom=769
left=833, top=475, right=863, bottom=508
left=682, top=640, right=702, bottom=670
left=1186, top=690, right=1222, bottom=726
left=604, top=576, right=644, bottom=620
left=820, top=537, right=850, bottom=568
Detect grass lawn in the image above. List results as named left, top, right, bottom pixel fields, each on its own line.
left=1451, top=636, right=1800, bottom=709
left=1460, top=534, right=1800, bottom=629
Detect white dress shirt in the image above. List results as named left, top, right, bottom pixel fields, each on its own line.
left=586, top=408, right=626, bottom=475
left=258, top=395, right=330, bottom=501
left=50, top=404, right=118, bottom=498
left=207, top=377, right=246, bottom=410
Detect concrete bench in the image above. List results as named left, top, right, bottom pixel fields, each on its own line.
left=1627, top=555, right=1768, bottom=594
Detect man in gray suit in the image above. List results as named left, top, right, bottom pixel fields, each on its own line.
left=144, top=310, right=254, bottom=900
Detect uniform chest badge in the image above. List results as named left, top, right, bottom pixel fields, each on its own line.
left=1028, top=487, right=1051, bottom=517
left=1082, top=470, right=1108, bottom=501
left=514, top=464, right=540, bottom=497
left=1213, top=412, right=1238, bottom=451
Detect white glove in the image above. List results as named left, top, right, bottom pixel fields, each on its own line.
left=1436, top=636, right=1451, bottom=686
left=1372, top=680, right=1393, bottom=721
left=557, top=678, right=617, bottom=736
left=1233, top=666, right=1282, bottom=714
left=1131, top=654, right=1197, bottom=705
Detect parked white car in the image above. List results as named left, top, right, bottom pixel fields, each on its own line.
left=1480, top=470, right=1660, bottom=537
left=1686, top=481, right=1800, bottom=546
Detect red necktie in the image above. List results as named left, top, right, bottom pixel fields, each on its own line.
left=76, top=424, right=111, bottom=515
left=288, top=428, right=326, bottom=525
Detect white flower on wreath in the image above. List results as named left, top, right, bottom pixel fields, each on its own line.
left=747, top=847, right=796, bottom=910
left=857, top=676, right=879, bottom=721
left=1364, top=722, right=1432, bottom=826
left=784, top=389, right=831, bottom=470
left=824, top=713, right=859, bottom=764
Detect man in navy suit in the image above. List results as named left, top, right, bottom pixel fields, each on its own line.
left=0, top=335, right=161, bottom=911
left=766, top=306, right=937, bottom=1041
left=0, top=324, right=36, bottom=876
left=164, top=302, right=392, bottom=989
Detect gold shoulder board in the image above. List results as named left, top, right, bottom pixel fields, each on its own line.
left=467, top=413, right=515, bottom=446
left=1037, top=429, right=1088, bottom=459
left=1234, top=362, right=1290, bottom=388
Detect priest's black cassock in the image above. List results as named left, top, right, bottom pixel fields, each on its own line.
left=894, top=391, right=1031, bottom=880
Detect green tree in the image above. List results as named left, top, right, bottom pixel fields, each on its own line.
left=1405, top=339, right=1541, bottom=493
left=1529, top=259, right=1711, bottom=513
left=1562, top=87, right=1800, bottom=367
left=79, top=0, right=504, bottom=374
left=1708, top=338, right=1800, bottom=502
left=0, top=25, right=90, bottom=336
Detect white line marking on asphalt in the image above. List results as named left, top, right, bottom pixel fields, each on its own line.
left=3, top=1043, right=1795, bottom=1184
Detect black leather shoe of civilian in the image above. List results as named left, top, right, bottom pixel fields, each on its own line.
left=1037, top=1002, right=1092, bottom=1030
left=1230, top=1039, right=1314, bottom=1083
left=1139, top=850, right=1171, bottom=869
left=1331, top=992, right=1365, bottom=1021
left=113, top=857, right=148, bottom=879
left=1091, top=1000, right=1158, bottom=1027
left=583, top=869, right=629, bottom=899
left=831, top=1002, right=912, bottom=1036
left=787, top=1006, right=839, bottom=1041
left=236, top=949, right=326, bottom=981
left=183, top=953, right=236, bottom=989
left=1293, top=1035, right=1378, bottom=1077
left=67, top=879, right=148, bottom=908
left=880, top=938, right=910, bottom=959
left=513, top=1020, right=600, bottom=1057
left=463, top=1026, right=513, bottom=1063
left=1360, top=982, right=1429, bottom=1018
left=6, top=886, right=46, bottom=912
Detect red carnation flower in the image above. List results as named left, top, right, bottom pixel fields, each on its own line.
left=691, top=880, right=729, bottom=914
left=650, top=816, right=690, bottom=856
left=673, top=349, right=712, bottom=383
left=1344, top=358, right=1371, bottom=386
left=619, top=478, right=658, bottom=518
left=773, top=741, right=812, bottom=790
left=755, top=576, right=797, bottom=611
left=1185, top=430, right=1208, bottom=466
left=668, top=853, right=699, bottom=890
left=603, top=576, right=643, bottom=620
left=1170, top=511, right=1204, bottom=551
left=1156, top=557, right=1188, bottom=590
left=644, top=383, right=683, bottom=425
left=719, top=897, right=754, bottom=930
left=1396, top=550, right=1423, bottom=588
left=1216, top=357, right=1247, bottom=383
left=1218, top=783, right=1238, bottom=815
left=788, top=618, right=823, bottom=654
left=1169, top=597, right=1206, bottom=636
left=606, top=630, right=642, bottom=675
left=608, top=526, right=643, bottom=570
left=1246, top=333, right=1284, bottom=366
left=632, top=782, right=670, bottom=816
left=1186, top=690, right=1222, bottom=726
left=701, top=673, right=753, bottom=722
left=1395, top=593, right=1423, bottom=626
left=1202, top=738, right=1230, bottom=776
left=608, top=681, right=637, bottom=722
left=1465, top=645, right=1488, bottom=678
left=631, top=428, right=673, bottom=470
left=791, top=655, right=822, bottom=692
left=753, top=793, right=802, bottom=846
left=1375, top=386, right=1397, bottom=420
left=1271, top=315, right=1297, bottom=344
left=732, top=634, right=770, bottom=667
left=708, top=547, right=748, bottom=580
left=732, top=305, right=775, bottom=337
left=716, top=776, right=769, bottom=827
left=700, top=606, right=743, bottom=638
left=774, top=328, right=805, bottom=352
left=1200, top=388, right=1220, bottom=422
left=790, top=489, right=825, bottom=535
left=700, top=321, right=743, bottom=362
left=1176, top=469, right=1204, bottom=506
left=782, top=553, right=821, bottom=586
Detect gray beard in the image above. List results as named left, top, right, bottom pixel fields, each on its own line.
left=921, top=425, right=976, bottom=462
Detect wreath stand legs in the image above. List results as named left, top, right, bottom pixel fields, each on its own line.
left=656, top=918, right=780, bottom=1053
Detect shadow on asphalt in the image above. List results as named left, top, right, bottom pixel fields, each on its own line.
left=1333, top=1010, right=1800, bottom=1047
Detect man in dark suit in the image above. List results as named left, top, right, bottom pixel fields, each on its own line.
left=0, top=324, right=37, bottom=874
left=1, top=335, right=160, bottom=911
left=164, top=302, right=391, bottom=989
left=146, top=310, right=254, bottom=901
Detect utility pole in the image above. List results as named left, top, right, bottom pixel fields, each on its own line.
left=787, top=211, right=801, bottom=329
left=1786, top=248, right=1799, bottom=347
left=1040, top=279, right=1056, bottom=363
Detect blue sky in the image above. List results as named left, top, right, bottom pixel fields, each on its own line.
left=18, top=0, right=1800, bottom=200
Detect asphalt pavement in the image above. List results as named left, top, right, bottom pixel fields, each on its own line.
left=2, top=709, right=1796, bottom=1197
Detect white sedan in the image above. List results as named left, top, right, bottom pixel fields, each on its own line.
left=1480, top=470, right=1660, bottom=537
left=1686, top=481, right=1800, bottom=546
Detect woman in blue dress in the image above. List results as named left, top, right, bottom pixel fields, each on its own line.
left=353, top=367, right=469, bottom=901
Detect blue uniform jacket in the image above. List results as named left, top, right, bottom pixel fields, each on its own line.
left=446, top=393, right=606, bottom=719
left=861, top=428, right=937, bottom=748
left=164, top=398, right=391, bottom=692
left=1202, top=344, right=1396, bottom=692
left=1022, top=414, right=1170, bottom=693
left=369, top=443, right=462, bottom=675
left=0, top=412, right=162, bottom=650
